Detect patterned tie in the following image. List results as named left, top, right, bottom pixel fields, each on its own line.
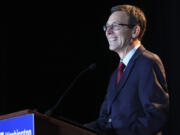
left=116, top=62, right=125, bottom=84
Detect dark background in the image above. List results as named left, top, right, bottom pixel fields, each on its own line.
left=1, top=0, right=180, bottom=134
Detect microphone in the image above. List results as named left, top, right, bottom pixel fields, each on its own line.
left=45, top=63, right=96, bottom=115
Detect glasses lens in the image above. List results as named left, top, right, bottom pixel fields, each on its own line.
left=103, top=25, right=107, bottom=32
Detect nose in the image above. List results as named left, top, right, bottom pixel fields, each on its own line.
left=106, top=27, right=114, bottom=35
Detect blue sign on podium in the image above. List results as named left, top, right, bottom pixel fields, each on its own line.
left=0, top=114, right=34, bottom=135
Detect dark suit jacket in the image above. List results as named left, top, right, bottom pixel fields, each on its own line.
left=88, top=46, right=169, bottom=135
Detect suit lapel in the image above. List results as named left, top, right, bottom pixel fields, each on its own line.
left=107, top=46, right=146, bottom=111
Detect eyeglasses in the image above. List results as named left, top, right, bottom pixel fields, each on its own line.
left=103, top=23, right=135, bottom=32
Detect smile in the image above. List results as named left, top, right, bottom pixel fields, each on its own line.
left=109, top=38, right=117, bottom=41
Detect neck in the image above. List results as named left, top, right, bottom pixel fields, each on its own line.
left=118, top=39, right=141, bottom=59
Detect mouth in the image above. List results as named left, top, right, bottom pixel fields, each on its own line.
left=108, top=37, right=117, bottom=41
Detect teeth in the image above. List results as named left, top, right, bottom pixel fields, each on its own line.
left=109, top=38, right=117, bottom=41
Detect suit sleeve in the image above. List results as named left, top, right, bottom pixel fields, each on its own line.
left=130, top=60, right=169, bottom=135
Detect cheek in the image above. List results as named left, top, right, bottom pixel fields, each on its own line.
left=116, top=35, right=125, bottom=43
left=117, top=32, right=131, bottom=41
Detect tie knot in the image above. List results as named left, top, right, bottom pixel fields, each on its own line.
left=118, top=62, right=125, bottom=71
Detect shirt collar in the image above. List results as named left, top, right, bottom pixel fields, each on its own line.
left=120, top=44, right=141, bottom=66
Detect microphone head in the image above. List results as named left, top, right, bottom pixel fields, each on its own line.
left=88, top=63, right=96, bottom=70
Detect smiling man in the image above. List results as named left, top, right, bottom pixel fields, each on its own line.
left=86, top=4, right=169, bottom=135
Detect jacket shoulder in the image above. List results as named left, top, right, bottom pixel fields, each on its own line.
left=137, top=49, right=166, bottom=79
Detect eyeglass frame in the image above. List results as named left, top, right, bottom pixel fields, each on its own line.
left=103, top=23, right=135, bottom=32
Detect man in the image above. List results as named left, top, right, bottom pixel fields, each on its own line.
left=86, top=4, right=169, bottom=135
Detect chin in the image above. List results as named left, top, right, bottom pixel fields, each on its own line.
left=109, top=46, right=118, bottom=52
left=109, top=43, right=122, bottom=51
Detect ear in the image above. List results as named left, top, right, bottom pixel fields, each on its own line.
left=132, top=25, right=140, bottom=39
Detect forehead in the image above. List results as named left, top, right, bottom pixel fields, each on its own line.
left=107, top=11, right=129, bottom=24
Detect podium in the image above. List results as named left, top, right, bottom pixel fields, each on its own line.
left=0, top=109, right=98, bottom=135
